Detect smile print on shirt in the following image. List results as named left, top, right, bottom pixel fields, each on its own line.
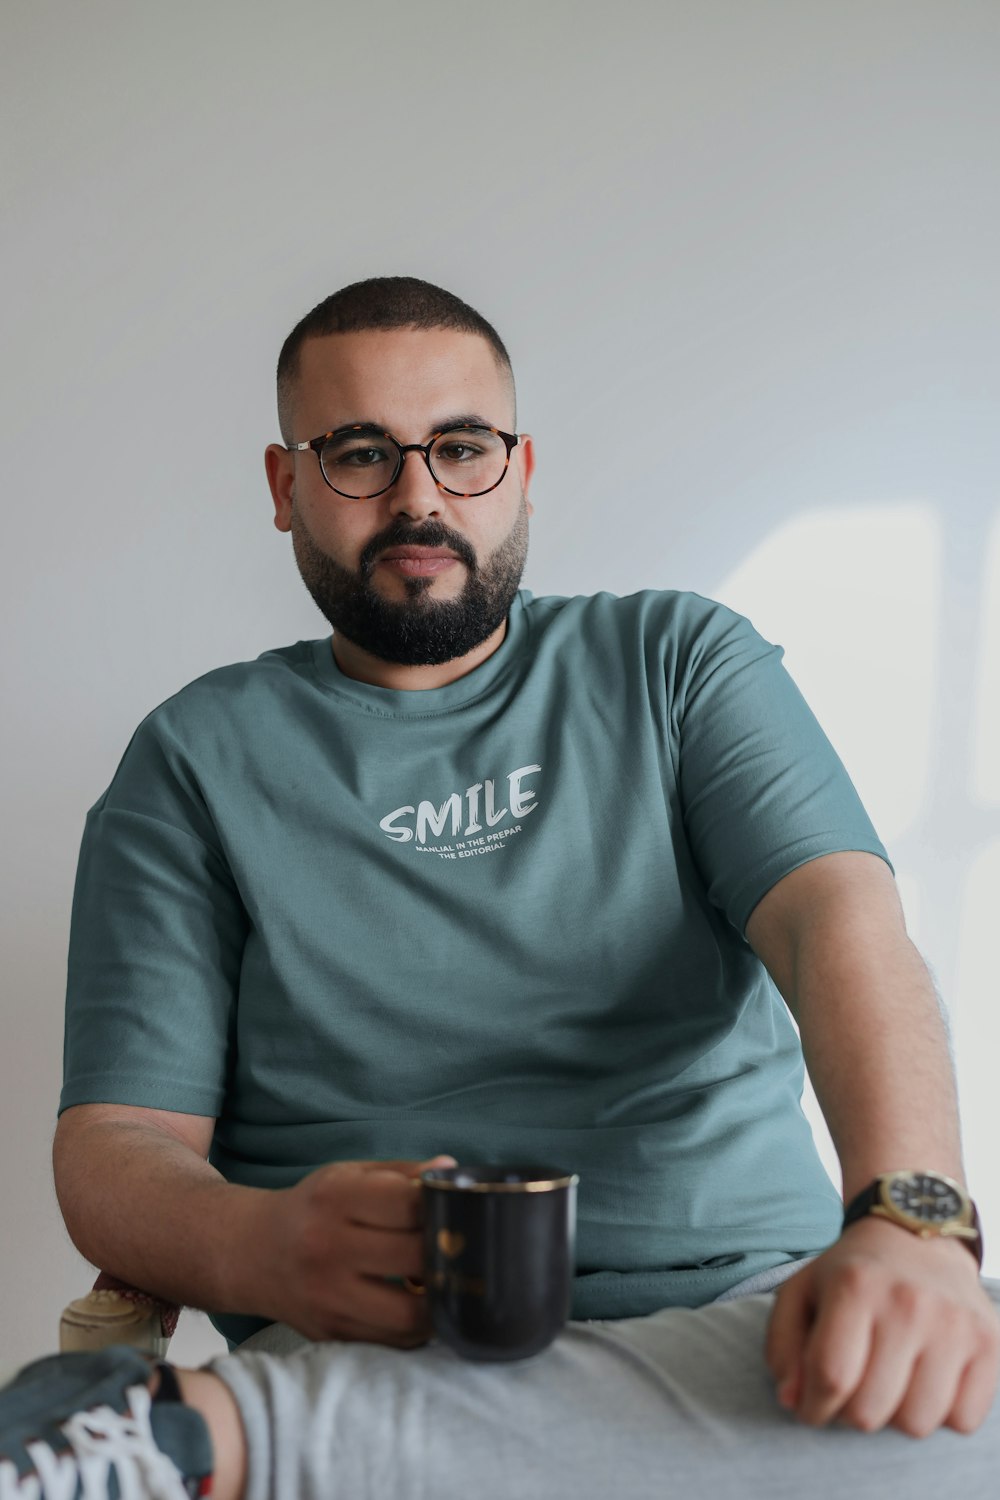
left=379, top=763, right=542, bottom=858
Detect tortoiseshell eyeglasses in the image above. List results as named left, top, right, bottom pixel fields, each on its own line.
left=286, top=422, right=520, bottom=499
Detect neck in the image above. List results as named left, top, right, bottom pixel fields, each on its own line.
left=330, top=618, right=508, bottom=690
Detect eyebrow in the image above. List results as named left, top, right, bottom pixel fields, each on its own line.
left=321, top=412, right=497, bottom=442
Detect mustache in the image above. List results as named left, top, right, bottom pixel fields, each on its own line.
left=359, top=524, right=475, bottom=575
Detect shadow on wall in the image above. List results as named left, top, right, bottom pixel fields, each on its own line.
left=714, top=500, right=1000, bottom=1275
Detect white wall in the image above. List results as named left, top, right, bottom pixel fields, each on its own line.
left=2, top=0, right=997, bottom=1372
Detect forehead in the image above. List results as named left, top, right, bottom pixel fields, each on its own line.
left=294, top=327, right=510, bottom=435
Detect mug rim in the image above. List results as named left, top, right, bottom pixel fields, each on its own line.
left=421, top=1165, right=579, bottom=1193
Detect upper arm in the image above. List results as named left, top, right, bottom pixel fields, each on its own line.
left=673, top=604, right=893, bottom=941
left=744, top=849, right=905, bottom=1008
left=62, top=802, right=247, bottom=1121
left=54, top=1101, right=216, bottom=1161
left=52, top=1103, right=218, bottom=1248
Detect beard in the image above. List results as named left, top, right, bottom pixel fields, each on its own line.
left=289, top=492, right=530, bottom=666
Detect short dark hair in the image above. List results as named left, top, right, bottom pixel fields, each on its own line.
left=276, top=275, right=516, bottom=445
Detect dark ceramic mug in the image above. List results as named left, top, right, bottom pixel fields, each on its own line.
left=416, top=1163, right=579, bottom=1362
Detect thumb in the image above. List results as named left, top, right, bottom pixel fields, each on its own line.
left=366, top=1155, right=458, bottom=1182
left=404, top=1155, right=458, bottom=1175
left=764, top=1265, right=815, bottom=1408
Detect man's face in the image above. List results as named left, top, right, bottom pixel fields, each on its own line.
left=265, top=327, right=535, bottom=668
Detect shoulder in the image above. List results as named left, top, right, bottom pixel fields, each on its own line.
left=520, top=586, right=771, bottom=661
left=93, top=641, right=319, bottom=809
left=130, top=640, right=316, bottom=739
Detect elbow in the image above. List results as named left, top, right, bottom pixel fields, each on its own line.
left=52, top=1110, right=104, bottom=1263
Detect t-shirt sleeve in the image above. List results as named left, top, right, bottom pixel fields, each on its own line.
left=59, top=712, right=249, bottom=1119
left=673, top=601, right=894, bottom=940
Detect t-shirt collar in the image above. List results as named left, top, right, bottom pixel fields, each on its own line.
left=309, top=589, right=531, bottom=716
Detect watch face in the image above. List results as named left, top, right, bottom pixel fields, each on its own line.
left=886, top=1174, right=964, bottom=1223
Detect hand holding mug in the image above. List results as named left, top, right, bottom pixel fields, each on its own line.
left=264, top=1154, right=457, bottom=1345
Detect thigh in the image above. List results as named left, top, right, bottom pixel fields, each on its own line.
left=230, top=1321, right=313, bottom=1356
left=209, top=1278, right=1000, bottom=1500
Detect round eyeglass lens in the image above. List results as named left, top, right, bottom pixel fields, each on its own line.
left=320, top=427, right=509, bottom=498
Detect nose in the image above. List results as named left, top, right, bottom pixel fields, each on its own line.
left=385, top=447, right=444, bottom=521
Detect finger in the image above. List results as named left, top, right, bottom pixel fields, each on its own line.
left=307, top=1253, right=430, bottom=1343
left=765, top=1266, right=814, bottom=1400
left=834, top=1307, right=926, bottom=1432
left=361, top=1155, right=457, bottom=1176
left=352, top=1273, right=433, bottom=1337
left=796, top=1274, right=876, bottom=1426
left=350, top=1158, right=455, bottom=1218
left=350, top=1165, right=445, bottom=1229
left=947, top=1332, right=1000, bottom=1435
left=321, top=1300, right=431, bottom=1349
left=340, top=1220, right=427, bottom=1280
left=888, top=1342, right=970, bottom=1439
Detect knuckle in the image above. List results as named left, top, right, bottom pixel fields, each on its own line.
left=895, top=1412, right=934, bottom=1440
left=804, top=1358, right=849, bottom=1400
left=408, top=1300, right=430, bottom=1334
left=304, top=1164, right=339, bottom=1202
left=843, top=1400, right=882, bottom=1433
left=893, top=1278, right=923, bottom=1314
left=948, top=1407, right=984, bottom=1436
left=888, top=1280, right=926, bottom=1321
left=832, top=1260, right=876, bottom=1298
left=974, top=1315, right=1000, bottom=1360
left=299, top=1218, right=329, bottom=1266
left=397, top=1316, right=430, bottom=1348
left=314, top=1309, right=350, bottom=1342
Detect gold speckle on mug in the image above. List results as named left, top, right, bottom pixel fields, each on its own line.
left=437, top=1228, right=466, bottom=1259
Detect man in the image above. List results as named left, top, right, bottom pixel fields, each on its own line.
left=3, top=276, right=998, bottom=1499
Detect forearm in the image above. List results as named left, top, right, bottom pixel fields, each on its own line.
left=788, top=921, right=966, bottom=1205
left=53, top=1117, right=277, bottom=1315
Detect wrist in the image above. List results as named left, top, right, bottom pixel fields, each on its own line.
left=840, top=1212, right=982, bottom=1275
left=840, top=1170, right=983, bottom=1273
left=214, top=1183, right=285, bottom=1319
left=839, top=1159, right=967, bottom=1208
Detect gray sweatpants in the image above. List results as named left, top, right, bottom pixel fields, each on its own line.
left=207, top=1263, right=1000, bottom=1500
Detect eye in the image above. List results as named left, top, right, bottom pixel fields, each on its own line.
left=437, top=442, right=481, bottom=461
left=342, top=446, right=387, bottom=467
left=321, top=441, right=392, bottom=468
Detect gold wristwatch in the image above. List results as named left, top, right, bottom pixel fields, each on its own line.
left=842, top=1171, right=983, bottom=1269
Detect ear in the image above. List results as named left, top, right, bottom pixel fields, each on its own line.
left=517, top=433, right=536, bottom=514
left=265, top=443, right=295, bottom=532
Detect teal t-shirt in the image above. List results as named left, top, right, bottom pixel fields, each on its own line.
left=60, top=589, right=893, bottom=1347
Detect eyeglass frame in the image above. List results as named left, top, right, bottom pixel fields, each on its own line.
left=285, top=422, right=521, bottom=500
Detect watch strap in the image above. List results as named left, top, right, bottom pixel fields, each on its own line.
left=842, top=1179, right=882, bottom=1230
left=843, top=1175, right=983, bottom=1269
